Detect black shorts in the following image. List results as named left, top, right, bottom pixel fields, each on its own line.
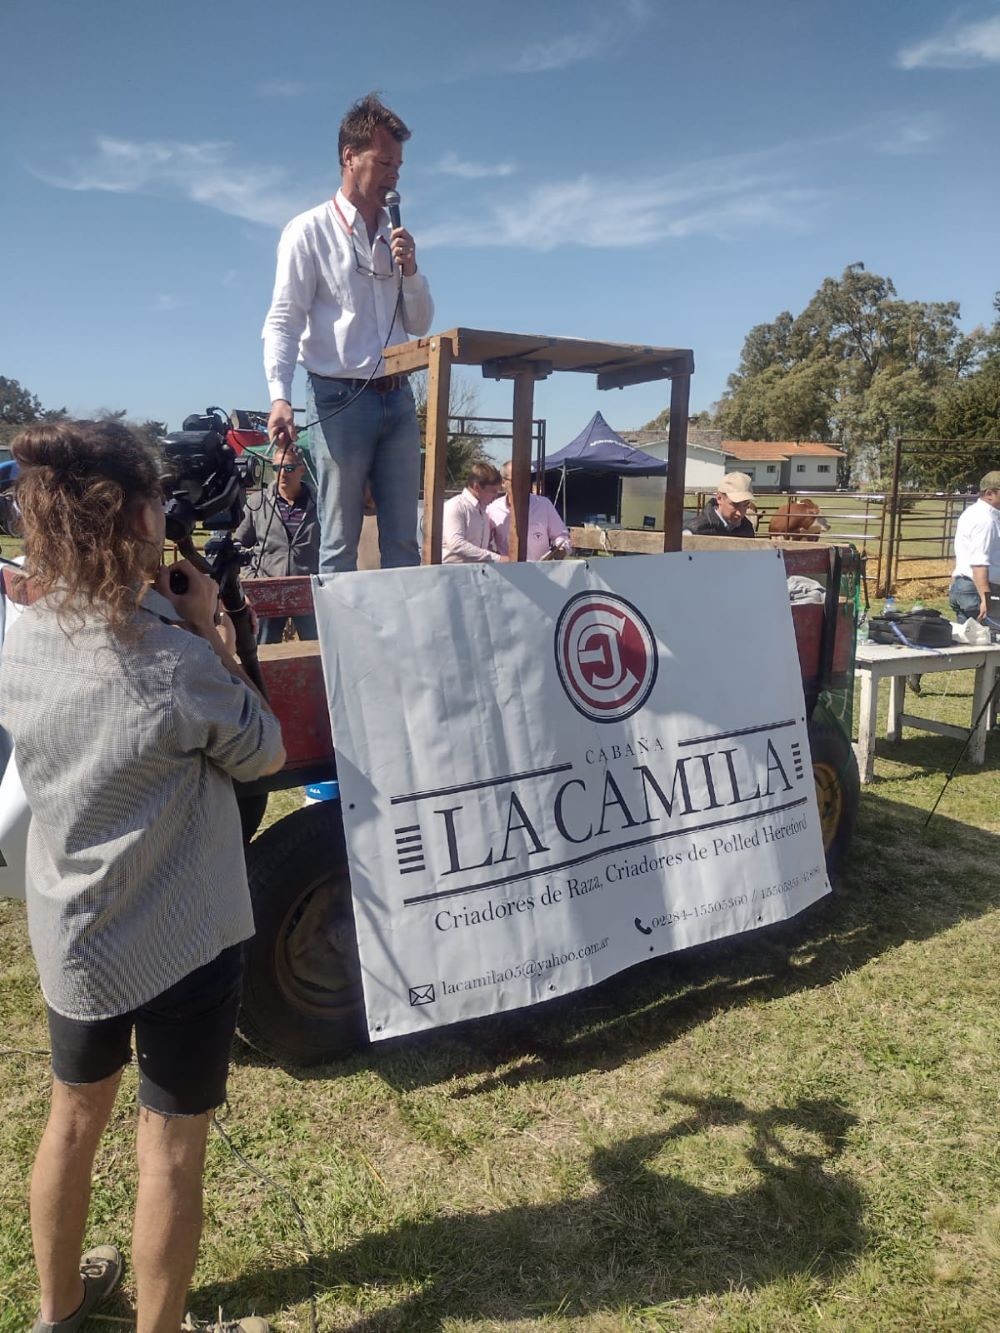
left=46, top=944, right=244, bottom=1116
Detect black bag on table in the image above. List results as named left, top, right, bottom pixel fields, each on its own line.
left=867, top=607, right=953, bottom=647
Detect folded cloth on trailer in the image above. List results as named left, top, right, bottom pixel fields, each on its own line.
left=786, top=575, right=825, bottom=604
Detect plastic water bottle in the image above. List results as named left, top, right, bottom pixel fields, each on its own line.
left=884, top=595, right=897, bottom=615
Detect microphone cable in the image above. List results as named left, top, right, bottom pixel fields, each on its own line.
left=287, top=268, right=406, bottom=482
left=247, top=261, right=407, bottom=580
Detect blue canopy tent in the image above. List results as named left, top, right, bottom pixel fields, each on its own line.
left=536, top=411, right=666, bottom=526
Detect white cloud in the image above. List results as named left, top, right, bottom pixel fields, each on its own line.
left=256, top=78, right=309, bottom=98
left=431, top=151, right=516, bottom=179
left=419, top=158, right=827, bottom=251
left=876, top=112, right=945, bottom=154
left=511, top=28, right=608, bottom=74
left=32, top=136, right=312, bottom=227
left=152, top=293, right=180, bottom=311
left=509, top=0, right=650, bottom=73
left=897, top=14, right=1000, bottom=69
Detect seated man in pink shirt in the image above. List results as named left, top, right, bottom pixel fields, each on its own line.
left=487, top=460, right=573, bottom=560
left=442, top=462, right=508, bottom=563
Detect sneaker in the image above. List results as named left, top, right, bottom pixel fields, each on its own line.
left=31, top=1244, right=124, bottom=1332
left=181, top=1315, right=270, bottom=1332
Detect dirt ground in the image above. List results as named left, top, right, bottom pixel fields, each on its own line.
left=881, top=557, right=952, bottom=599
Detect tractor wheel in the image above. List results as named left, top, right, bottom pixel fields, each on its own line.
left=808, top=718, right=860, bottom=876
left=240, top=801, right=368, bottom=1065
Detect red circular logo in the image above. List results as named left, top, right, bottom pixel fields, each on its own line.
left=554, top=593, right=658, bottom=722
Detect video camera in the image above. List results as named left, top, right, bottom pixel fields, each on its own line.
left=160, top=407, right=262, bottom=543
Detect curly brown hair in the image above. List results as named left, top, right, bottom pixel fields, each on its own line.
left=12, top=419, right=164, bottom=636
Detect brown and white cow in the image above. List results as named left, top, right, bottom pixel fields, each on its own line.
left=767, top=498, right=831, bottom=541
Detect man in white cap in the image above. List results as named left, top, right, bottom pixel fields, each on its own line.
left=685, top=472, right=757, bottom=538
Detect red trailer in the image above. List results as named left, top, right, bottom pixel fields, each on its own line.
left=233, top=330, right=862, bottom=1064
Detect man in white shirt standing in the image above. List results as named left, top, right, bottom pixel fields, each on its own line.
left=949, top=470, right=1000, bottom=623
left=263, top=94, right=433, bottom=573
left=486, top=460, right=572, bottom=560
left=442, top=463, right=508, bottom=563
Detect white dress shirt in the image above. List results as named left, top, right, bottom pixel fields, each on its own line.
left=262, top=190, right=434, bottom=404
left=442, top=489, right=503, bottom=564
left=486, top=493, right=572, bottom=560
left=952, top=498, right=1000, bottom=583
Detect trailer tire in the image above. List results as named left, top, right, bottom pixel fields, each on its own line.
left=239, top=801, right=368, bottom=1065
left=237, top=793, right=268, bottom=844
left=808, top=718, right=859, bottom=876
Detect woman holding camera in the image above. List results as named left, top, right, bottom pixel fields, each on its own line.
left=0, top=420, right=285, bottom=1333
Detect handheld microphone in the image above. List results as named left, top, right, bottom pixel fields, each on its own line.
left=385, top=190, right=402, bottom=230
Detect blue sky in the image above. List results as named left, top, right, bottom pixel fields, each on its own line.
left=2, top=0, right=998, bottom=452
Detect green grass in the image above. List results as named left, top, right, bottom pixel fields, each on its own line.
left=2, top=624, right=999, bottom=1330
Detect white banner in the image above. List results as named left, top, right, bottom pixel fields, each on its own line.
left=314, top=551, right=829, bottom=1040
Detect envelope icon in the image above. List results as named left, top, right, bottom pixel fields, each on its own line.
left=409, top=983, right=436, bottom=1006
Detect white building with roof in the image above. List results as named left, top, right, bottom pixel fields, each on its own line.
left=617, top=430, right=846, bottom=529
left=723, top=440, right=845, bottom=491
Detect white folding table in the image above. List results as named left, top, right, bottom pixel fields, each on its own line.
left=854, top=639, right=1000, bottom=783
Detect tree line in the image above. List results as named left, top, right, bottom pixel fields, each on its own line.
left=645, top=262, right=1000, bottom=491
left=0, top=381, right=166, bottom=455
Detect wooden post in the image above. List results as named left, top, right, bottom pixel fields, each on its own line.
left=855, top=665, right=878, bottom=784
left=879, top=436, right=902, bottom=595
left=970, top=660, right=997, bottom=763
left=873, top=495, right=887, bottom=595
left=662, top=370, right=690, bottom=551
left=510, top=371, right=535, bottom=562
left=421, top=336, right=453, bottom=565
left=887, top=675, right=905, bottom=742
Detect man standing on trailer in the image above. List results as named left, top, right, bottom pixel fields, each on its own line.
left=263, top=93, right=433, bottom=573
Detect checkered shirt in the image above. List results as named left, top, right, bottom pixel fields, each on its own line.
left=0, top=591, right=284, bottom=1019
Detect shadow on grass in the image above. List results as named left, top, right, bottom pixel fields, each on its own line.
left=196, top=1090, right=863, bottom=1329
left=864, top=730, right=1000, bottom=783
left=253, top=791, right=1000, bottom=1097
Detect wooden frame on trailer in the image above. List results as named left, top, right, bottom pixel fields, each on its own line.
left=382, top=327, right=695, bottom=563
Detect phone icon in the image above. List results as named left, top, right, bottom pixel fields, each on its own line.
left=634, top=917, right=652, bottom=936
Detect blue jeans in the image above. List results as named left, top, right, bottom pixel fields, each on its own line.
left=306, top=375, right=421, bottom=573
left=949, top=576, right=982, bottom=622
